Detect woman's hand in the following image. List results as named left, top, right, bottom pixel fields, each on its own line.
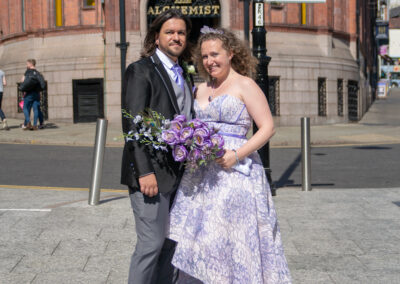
left=216, top=149, right=237, bottom=169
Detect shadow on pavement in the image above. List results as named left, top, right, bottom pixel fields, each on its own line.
left=100, top=195, right=128, bottom=205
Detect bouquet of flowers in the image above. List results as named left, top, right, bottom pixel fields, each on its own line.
left=123, top=109, right=225, bottom=172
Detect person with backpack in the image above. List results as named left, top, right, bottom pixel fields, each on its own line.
left=19, top=59, right=45, bottom=130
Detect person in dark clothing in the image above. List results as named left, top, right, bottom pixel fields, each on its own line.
left=20, top=59, right=44, bottom=130
left=121, top=9, right=194, bottom=284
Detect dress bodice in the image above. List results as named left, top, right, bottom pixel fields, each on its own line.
left=194, top=94, right=251, bottom=139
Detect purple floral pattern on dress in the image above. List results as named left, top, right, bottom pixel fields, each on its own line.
left=168, top=95, right=292, bottom=283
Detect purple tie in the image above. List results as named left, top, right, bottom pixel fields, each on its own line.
left=171, top=64, right=185, bottom=91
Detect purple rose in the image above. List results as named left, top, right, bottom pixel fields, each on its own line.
left=193, top=135, right=204, bottom=147
left=172, top=145, right=188, bottom=162
left=189, top=118, right=207, bottom=129
left=210, top=134, right=224, bottom=148
left=203, top=139, right=213, bottom=149
left=179, top=127, right=194, bottom=143
left=188, top=148, right=201, bottom=162
left=194, top=127, right=210, bottom=138
left=170, top=121, right=183, bottom=132
left=215, top=149, right=225, bottom=158
left=173, top=114, right=187, bottom=123
left=161, top=130, right=178, bottom=145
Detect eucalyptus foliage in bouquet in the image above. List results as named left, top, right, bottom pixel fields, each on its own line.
left=123, top=109, right=225, bottom=172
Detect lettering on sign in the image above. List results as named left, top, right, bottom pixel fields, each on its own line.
left=147, top=0, right=220, bottom=18
left=255, top=3, right=264, bottom=27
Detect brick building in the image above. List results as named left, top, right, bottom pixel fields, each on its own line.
left=0, top=0, right=377, bottom=126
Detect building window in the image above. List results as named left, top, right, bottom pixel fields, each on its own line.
left=337, top=79, right=343, bottom=116
left=318, top=78, right=327, bottom=116
left=270, top=3, right=284, bottom=10
left=83, top=0, right=96, bottom=8
left=348, top=80, right=359, bottom=121
left=268, top=76, right=280, bottom=116
left=55, top=0, right=63, bottom=27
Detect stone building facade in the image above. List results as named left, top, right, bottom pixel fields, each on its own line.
left=0, top=0, right=377, bottom=126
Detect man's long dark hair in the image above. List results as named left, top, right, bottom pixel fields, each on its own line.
left=141, top=9, right=192, bottom=61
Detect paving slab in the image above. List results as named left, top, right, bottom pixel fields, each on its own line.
left=1, top=185, right=400, bottom=283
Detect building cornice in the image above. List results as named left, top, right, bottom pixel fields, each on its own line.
left=266, top=24, right=355, bottom=42
left=0, top=26, right=104, bottom=45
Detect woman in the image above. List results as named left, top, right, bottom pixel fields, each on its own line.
left=168, top=27, right=291, bottom=283
left=0, top=68, right=9, bottom=130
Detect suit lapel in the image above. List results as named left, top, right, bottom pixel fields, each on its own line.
left=179, top=60, right=196, bottom=119
left=183, top=74, right=195, bottom=118
left=150, top=54, right=180, bottom=114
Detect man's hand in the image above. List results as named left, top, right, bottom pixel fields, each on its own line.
left=138, top=174, right=158, bottom=197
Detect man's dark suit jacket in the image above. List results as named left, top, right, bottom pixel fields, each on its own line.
left=121, top=53, right=194, bottom=194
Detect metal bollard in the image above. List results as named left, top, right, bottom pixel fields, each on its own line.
left=89, top=118, right=108, bottom=205
left=301, top=117, right=311, bottom=191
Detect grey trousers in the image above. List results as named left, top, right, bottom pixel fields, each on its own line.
left=128, top=189, right=177, bottom=284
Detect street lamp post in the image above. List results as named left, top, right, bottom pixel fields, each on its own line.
left=251, top=0, right=276, bottom=196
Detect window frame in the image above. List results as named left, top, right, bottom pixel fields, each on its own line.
left=83, top=0, right=96, bottom=9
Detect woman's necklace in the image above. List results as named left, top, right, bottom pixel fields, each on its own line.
left=208, top=84, right=215, bottom=102
left=208, top=78, right=226, bottom=102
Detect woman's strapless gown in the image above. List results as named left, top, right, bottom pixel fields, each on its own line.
left=168, top=95, right=291, bottom=284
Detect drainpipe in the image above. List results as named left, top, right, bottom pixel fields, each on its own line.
left=117, top=0, right=129, bottom=87
left=356, top=0, right=360, bottom=67
left=243, top=0, right=250, bottom=42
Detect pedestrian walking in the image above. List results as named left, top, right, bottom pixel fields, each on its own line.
left=0, top=69, right=10, bottom=130
left=19, top=59, right=45, bottom=130
left=0, top=68, right=10, bottom=130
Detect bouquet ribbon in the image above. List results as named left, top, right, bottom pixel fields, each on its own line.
left=232, top=157, right=252, bottom=176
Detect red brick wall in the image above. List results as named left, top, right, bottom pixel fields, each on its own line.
left=0, top=0, right=103, bottom=42
left=1, top=0, right=364, bottom=47
left=390, top=17, right=400, bottom=29
left=286, top=4, right=300, bottom=25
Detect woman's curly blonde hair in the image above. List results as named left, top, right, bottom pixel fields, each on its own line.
left=194, top=28, right=258, bottom=81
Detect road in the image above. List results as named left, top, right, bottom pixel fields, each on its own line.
left=1, top=143, right=399, bottom=190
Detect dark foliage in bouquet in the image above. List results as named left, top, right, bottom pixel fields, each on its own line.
left=123, top=109, right=225, bottom=172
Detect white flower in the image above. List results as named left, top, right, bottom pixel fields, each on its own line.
left=187, top=65, right=196, bottom=74
left=133, top=115, right=142, bottom=124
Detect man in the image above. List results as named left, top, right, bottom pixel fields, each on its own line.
left=0, top=68, right=9, bottom=130
left=19, top=59, right=44, bottom=130
left=121, top=9, right=194, bottom=284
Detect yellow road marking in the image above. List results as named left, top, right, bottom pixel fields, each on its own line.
left=0, top=184, right=126, bottom=193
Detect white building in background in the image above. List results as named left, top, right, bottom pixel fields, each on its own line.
left=389, top=30, right=400, bottom=58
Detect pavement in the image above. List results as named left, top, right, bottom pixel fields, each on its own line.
left=0, top=90, right=400, bottom=283
left=1, top=89, right=400, bottom=148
